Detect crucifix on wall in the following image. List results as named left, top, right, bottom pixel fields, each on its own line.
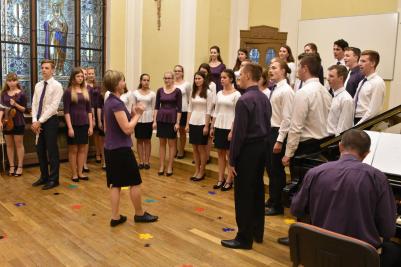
left=154, top=0, right=161, bottom=30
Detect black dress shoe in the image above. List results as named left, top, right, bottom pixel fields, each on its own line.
left=134, top=211, right=158, bottom=223
left=42, top=181, right=59, bottom=190
left=221, top=239, right=252, bottom=250
left=277, top=237, right=289, bottom=246
left=110, top=215, right=127, bottom=227
left=265, top=207, right=284, bottom=216
left=32, top=178, right=47, bottom=187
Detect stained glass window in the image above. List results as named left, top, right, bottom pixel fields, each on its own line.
left=0, top=0, right=105, bottom=107
left=265, top=48, right=276, bottom=65
left=249, top=48, right=260, bottom=64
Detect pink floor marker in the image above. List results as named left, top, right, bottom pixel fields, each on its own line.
left=72, top=204, right=82, bottom=210
left=195, top=207, right=205, bottom=212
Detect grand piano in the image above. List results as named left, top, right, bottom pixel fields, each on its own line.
left=282, top=104, right=401, bottom=236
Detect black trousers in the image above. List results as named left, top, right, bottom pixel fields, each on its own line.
left=234, top=140, right=268, bottom=245
left=265, top=127, right=286, bottom=209
left=289, top=138, right=321, bottom=181
left=36, top=116, right=60, bottom=182
left=381, top=241, right=401, bottom=267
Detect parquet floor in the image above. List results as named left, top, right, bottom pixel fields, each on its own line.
left=0, top=157, right=292, bottom=267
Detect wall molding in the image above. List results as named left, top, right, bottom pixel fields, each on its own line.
left=179, top=0, right=197, bottom=82
left=228, top=0, right=249, bottom=68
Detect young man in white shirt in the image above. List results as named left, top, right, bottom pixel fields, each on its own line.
left=354, top=50, right=385, bottom=125
left=326, top=65, right=354, bottom=136
left=31, top=60, right=63, bottom=190
left=344, top=47, right=364, bottom=97
left=333, top=39, right=349, bottom=66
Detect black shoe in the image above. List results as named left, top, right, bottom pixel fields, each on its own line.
left=102, top=165, right=106, bottom=170
left=192, top=174, right=205, bottom=182
left=144, top=164, right=150, bottom=169
left=32, top=178, right=47, bottom=187
left=42, top=181, right=59, bottom=190
left=213, top=180, right=225, bottom=189
left=166, top=170, right=173, bottom=176
left=206, top=159, right=211, bottom=164
left=110, top=215, right=127, bottom=227
left=134, top=212, right=158, bottom=223
left=8, top=166, right=15, bottom=176
left=221, top=239, right=252, bottom=250
left=83, top=167, right=90, bottom=173
left=265, top=207, right=284, bottom=216
left=72, top=177, right=80, bottom=183
left=254, top=236, right=263, bottom=244
left=176, top=155, right=185, bottom=159
left=158, top=170, right=164, bottom=176
left=138, top=164, right=144, bottom=169
left=79, top=176, right=89, bottom=181
left=221, top=182, right=233, bottom=191
left=277, top=237, right=289, bottom=246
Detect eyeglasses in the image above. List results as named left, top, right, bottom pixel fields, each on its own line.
left=163, top=77, right=173, bottom=80
left=174, top=70, right=183, bottom=72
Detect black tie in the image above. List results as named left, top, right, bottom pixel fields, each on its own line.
left=37, top=81, right=48, bottom=120
left=329, top=88, right=334, bottom=97
left=354, top=78, right=367, bottom=110
left=337, top=61, right=341, bottom=65
left=269, top=84, right=277, bottom=99
left=299, top=81, right=303, bottom=89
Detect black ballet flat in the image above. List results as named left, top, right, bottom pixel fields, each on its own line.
left=158, top=170, right=164, bottom=176
left=79, top=176, right=89, bottom=181
left=166, top=170, right=173, bottom=176
left=221, top=182, right=233, bottom=191
left=83, top=167, right=90, bottom=173
left=213, top=180, right=225, bottom=189
left=138, top=164, right=144, bottom=169
left=8, top=166, right=15, bottom=176
left=110, top=215, right=127, bottom=227
left=72, top=177, right=80, bottom=183
left=14, top=167, right=23, bottom=177
left=144, top=164, right=150, bottom=169
left=95, top=159, right=101, bottom=163
left=192, top=174, right=205, bottom=182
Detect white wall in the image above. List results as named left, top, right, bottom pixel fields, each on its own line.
left=279, top=0, right=302, bottom=57
left=389, top=0, right=401, bottom=108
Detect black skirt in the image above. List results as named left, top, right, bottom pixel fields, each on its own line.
left=189, top=124, right=208, bottom=145
left=67, top=125, right=89, bottom=145
left=104, top=147, right=142, bottom=188
left=135, top=122, right=153, bottom=139
left=179, top=112, right=188, bottom=127
left=156, top=122, right=176, bottom=139
left=3, top=125, right=25, bottom=135
left=214, top=128, right=230, bottom=149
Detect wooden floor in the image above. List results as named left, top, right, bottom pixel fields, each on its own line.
left=0, top=157, right=292, bottom=267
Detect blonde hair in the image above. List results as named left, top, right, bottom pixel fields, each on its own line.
left=68, top=67, right=90, bottom=103
left=103, top=70, right=125, bottom=92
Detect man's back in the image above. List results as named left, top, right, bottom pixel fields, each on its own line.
left=291, top=154, right=396, bottom=248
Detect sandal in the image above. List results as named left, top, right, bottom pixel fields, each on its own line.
left=14, top=166, right=23, bottom=177
left=8, top=166, right=15, bottom=176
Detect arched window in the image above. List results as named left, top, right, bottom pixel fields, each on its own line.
left=265, top=48, right=276, bottom=65
left=0, top=0, right=106, bottom=107
left=249, top=48, right=260, bottom=64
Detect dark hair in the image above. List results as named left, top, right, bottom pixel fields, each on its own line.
left=298, top=52, right=307, bottom=61
left=260, top=69, right=269, bottom=88
left=334, top=39, right=349, bottom=50
left=174, top=65, right=184, bottom=79
left=68, top=67, right=85, bottom=89
left=1, top=73, right=22, bottom=97
left=138, top=73, right=150, bottom=89
left=341, top=129, right=371, bottom=156
left=41, top=59, right=55, bottom=69
left=345, top=47, right=361, bottom=60
left=361, top=50, right=380, bottom=68
left=280, top=45, right=295, bottom=63
left=242, top=63, right=263, bottom=82
left=233, top=48, right=248, bottom=71
left=328, top=65, right=348, bottom=82
left=221, top=69, right=238, bottom=89
left=198, top=63, right=212, bottom=85
left=304, top=43, right=318, bottom=52
left=209, top=45, right=224, bottom=64
left=192, top=71, right=208, bottom=99
left=300, top=54, right=321, bottom=77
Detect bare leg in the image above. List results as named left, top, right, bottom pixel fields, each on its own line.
left=225, top=150, right=234, bottom=183
left=77, top=144, right=87, bottom=177
left=217, top=149, right=227, bottom=182
left=13, top=135, right=24, bottom=174
left=83, top=143, right=89, bottom=169
left=110, top=187, right=121, bottom=220
left=144, top=139, right=151, bottom=164
left=167, top=138, right=176, bottom=173
left=129, top=185, right=144, bottom=216
left=68, top=145, right=78, bottom=178
left=206, top=137, right=212, bottom=162
left=198, top=144, right=207, bottom=177
left=94, top=133, right=101, bottom=161
left=99, top=136, right=105, bottom=167
left=159, top=138, right=166, bottom=172
left=136, top=139, right=144, bottom=164
left=5, top=135, right=15, bottom=173
left=192, top=144, right=200, bottom=177
left=177, top=127, right=186, bottom=157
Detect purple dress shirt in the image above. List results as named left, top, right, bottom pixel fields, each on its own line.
left=104, top=93, right=132, bottom=150
left=0, top=91, right=27, bottom=126
left=210, top=63, right=226, bottom=92
left=291, top=154, right=397, bottom=248
left=345, top=67, right=365, bottom=97
left=229, top=86, right=272, bottom=166
left=63, top=89, right=92, bottom=126
left=155, top=88, right=182, bottom=123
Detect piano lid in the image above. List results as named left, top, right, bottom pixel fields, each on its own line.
left=320, top=104, right=401, bottom=149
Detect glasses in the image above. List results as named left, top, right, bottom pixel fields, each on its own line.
left=174, top=70, right=183, bottom=72
left=163, top=77, right=173, bottom=80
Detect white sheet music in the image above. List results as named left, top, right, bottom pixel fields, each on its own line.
left=369, top=132, right=401, bottom=176
left=363, top=131, right=381, bottom=165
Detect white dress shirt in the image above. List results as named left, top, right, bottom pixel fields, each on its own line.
left=120, top=90, right=136, bottom=112
left=175, top=81, right=191, bottom=112
left=354, top=72, right=385, bottom=125
left=213, top=90, right=241, bottom=129
left=287, top=62, right=296, bottom=87
left=32, top=77, right=63, bottom=124
left=133, top=90, right=156, bottom=123
left=188, top=91, right=213, bottom=125
left=270, top=79, right=295, bottom=142
left=262, top=88, right=271, bottom=99
left=285, top=78, right=332, bottom=158
left=335, top=58, right=346, bottom=66
left=327, top=87, right=354, bottom=136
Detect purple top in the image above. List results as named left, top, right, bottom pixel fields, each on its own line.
left=155, top=88, right=182, bottom=123
left=291, top=154, right=397, bottom=248
left=88, top=85, right=102, bottom=109
left=229, top=86, right=272, bottom=166
left=345, top=67, right=365, bottom=97
left=104, top=94, right=132, bottom=150
left=0, top=91, right=27, bottom=126
left=210, top=63, right=226, bottom=92
left=63, top=89, right=92, bottom=126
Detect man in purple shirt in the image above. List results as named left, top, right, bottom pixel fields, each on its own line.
left=221, top=63, right=272, bottom=250
left=291, top=129, right=400, bottom=267
left=344, top=47, right=364, bottom=97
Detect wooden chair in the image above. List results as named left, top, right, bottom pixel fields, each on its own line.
left=289, top=222, right=380, bottom=267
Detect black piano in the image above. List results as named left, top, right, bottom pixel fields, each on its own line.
left=282, top=104, right=401, bottom=236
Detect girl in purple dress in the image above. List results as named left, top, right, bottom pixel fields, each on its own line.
left=0, top=73, right=27, bottom=176
left=63, top=68, right=93, bottom=182
left=209, top=45, right=226, bottom=92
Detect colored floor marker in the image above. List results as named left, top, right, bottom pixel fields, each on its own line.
left=15, top=202, right=26, bottom=207
left=208, top=191, right=216, bottom=195
left=217, top=216, right=223, bottom=220
left=53, top=192, right=60, bottom=195
left=144, top=199, right=157, bottom=203
left=67, top=184, right=78, bottom=189
left=284, top=218, right=296, bottom=225
left=181, top=265, right=193, bottom=267
left=92, top=213, right=96, bottom=216
left=0, top=234, right=7, bottom=240
left=72, top=204, right=82, bottom=210
left=195, top=207, right=205, bottom=212
left=222, top=227, right=235, bottom=232
left=144, top=243, right=151, bottom=247
left=121, top=187, right=129, bottom=190
left=162, top=196, right=167, bottom=199
left=139, top=233, right=153, bottom=240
